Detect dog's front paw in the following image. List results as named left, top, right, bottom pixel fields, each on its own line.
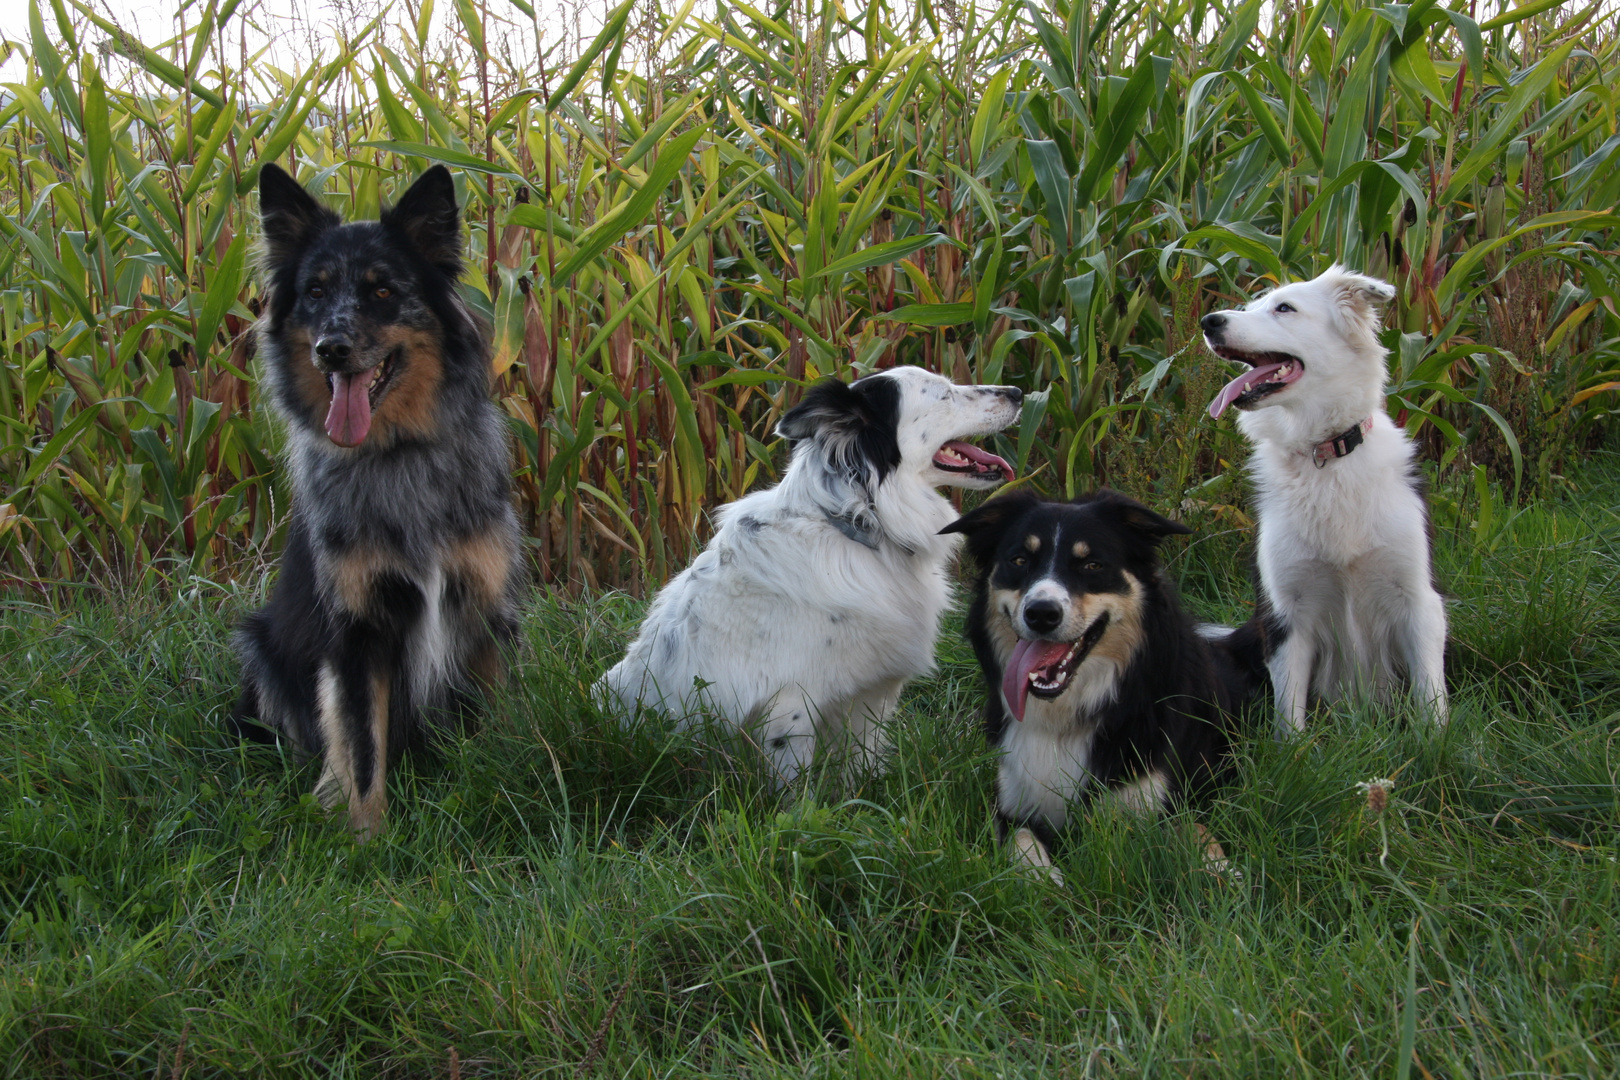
left=1010, top=827, right=1064, bottom=887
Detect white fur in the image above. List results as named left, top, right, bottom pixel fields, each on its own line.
left=997, top=709, right=1096, bottom=831
left=597, top=366, right=1021, bottom=783
left=1206, top=265, right=1449, bottom=733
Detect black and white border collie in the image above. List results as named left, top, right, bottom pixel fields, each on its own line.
left=944, top=489, right=1265, bottom=880
left=598, top=366, right=1022, bottom=784
left=1201, top=265, right=1448, bottom=733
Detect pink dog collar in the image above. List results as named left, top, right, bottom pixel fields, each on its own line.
left=1313, top=417, right=1374, bottom=468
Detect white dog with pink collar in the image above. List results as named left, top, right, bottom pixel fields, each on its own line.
left=1201, top=265, right=1449, bottom=734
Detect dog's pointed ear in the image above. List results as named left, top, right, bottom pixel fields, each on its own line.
left=776, top=378, right=863, bottom=443
left=382, top=165, right=463, bottom=275
left=1326, top=264, right=1397, bottom=331
left=1084, top=488, right=1192, bottom=545
left=258, top=162, right=338, bottom=268
left=940, top=489, right=1040, bottom=566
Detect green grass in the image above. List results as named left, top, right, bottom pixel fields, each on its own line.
left=2, top=457, right=1618, bottom=1077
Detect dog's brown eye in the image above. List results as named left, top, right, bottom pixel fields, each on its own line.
left=1011, top=555, right=1027, bottom=567
left=1083, top=561, right=1103, bottom=571
left=307, top=285, right=323, bottom=298
left=375, top=286, right=392, bottom=299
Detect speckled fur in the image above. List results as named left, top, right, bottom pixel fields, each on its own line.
left=596, top=367, right=1022, bottom=785
left=231, top=164, right=522, bottom=839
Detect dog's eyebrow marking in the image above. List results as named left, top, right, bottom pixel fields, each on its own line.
left=1072, top=541, right=1090, bottom=558
left=1024, top=534, right=1041, bottom=552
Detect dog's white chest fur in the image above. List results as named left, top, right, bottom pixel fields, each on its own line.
left=997, top=704, right=1097, bottom=831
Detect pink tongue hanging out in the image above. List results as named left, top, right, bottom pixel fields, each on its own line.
left=1001, top=638, right=1074, bottom=721
left=324, top=370, right=375, bottom=447
left=933, top=440, right=1015, bottom=478
left=1207, top=360, right=1301, bottom=419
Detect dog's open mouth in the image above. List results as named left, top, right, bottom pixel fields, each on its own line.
left=324, top=349, right=401, bottom=447
left=1206, top=348, right=1304, bottom=418
left=1001, top=613, right=1110, bottom=721
left=933, top=440, right=1014, bottom=482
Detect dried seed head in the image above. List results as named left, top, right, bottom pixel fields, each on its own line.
left=1357, top=778, right=1395, bottom=814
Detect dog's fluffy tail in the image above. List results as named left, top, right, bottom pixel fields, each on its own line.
left=226, top=691, right=281, bottom=746
left=1202, top=616, right=1276, bottom=716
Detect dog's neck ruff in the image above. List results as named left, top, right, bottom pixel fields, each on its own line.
left=1312, top=417, right=1374, bottom=468
left=824, top=509, right=914, bottom=556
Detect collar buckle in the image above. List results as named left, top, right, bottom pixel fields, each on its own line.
left=1312, top=416, right=1374, bottom=468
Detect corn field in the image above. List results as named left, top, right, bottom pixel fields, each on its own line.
left=1, top=0, right=1617, bottom=594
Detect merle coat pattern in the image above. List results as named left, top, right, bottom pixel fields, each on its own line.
left=232, top=163, right=522, bottom=839
left=597, top=366, right=1022, bottom=785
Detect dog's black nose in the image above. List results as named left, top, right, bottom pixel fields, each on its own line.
left=315, top=335, right=353, bottom=365
left=1023, top=599, right=1063, bottom=635
left=1002, top=386, right=1024, bottom=405
left=1200, top=313, right=1227, bottom=334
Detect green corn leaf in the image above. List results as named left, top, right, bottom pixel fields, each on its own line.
left=1440, top=9, right=1485, bottom=91
left=81, top=61, right=111, bottom=225
left=16, top=403, right=104, bottom=489
left=971, top=66, right=1011, bottom=169
left=65, top=0, right=226, bottom=108
left=1442, top=40, right=1575, bottom=202
left=357, top=141, right=527, bottom=185
left=1478, top=0, right=1566, bottom=31
left=1077, top=54, right=1170, bottom=204
left=872, top=302, right=975, bottom=326
left=1026, top=139, right=1072, bottom=253
left=546, top=0, right=636, bottom=111
left=814, top=233, right=944, bottom=280
left=180, top=96, right=238, bottom=205
left=193, top=229, right=247, bottom=365
left=548, top=125, right=706, bottom=287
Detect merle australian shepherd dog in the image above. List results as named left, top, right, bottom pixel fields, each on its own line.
left=232, top=163, right=522, bottom=839
left=943, top=489, right=1265, bottom=881
left=598, top=367, right=1021, bottom=786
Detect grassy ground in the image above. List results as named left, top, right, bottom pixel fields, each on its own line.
left=2, top=457, right=1618, bottom=1078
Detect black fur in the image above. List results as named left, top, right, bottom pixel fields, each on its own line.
left=233, top=163, right=522, bottom=839
left=944, top=488, right=1266, bottom=854
left=777, top=375, right=903, bottom=487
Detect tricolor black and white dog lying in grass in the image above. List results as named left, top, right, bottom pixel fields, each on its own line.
left=598, top=366, right=1022, bottom=784
left=944, top=489, right=1266, bottom=881
left=1202, top=265, right=1449, bottom=733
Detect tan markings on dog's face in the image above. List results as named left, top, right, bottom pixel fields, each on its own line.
left=368, top=326, right=445, bottom=445
left=1024, top=534, right=1041, bottom=552
left=324, top=546, right=411, bottom=616
left=987, top=587, right=1022, bottom=664
left=284, top=326, right=332, bottom=422
left=445, top=530, right=516, bottom=608
left=1072, top=541, right=1090, bottom=559
left=1078, top=571, right=1146, bottom=672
